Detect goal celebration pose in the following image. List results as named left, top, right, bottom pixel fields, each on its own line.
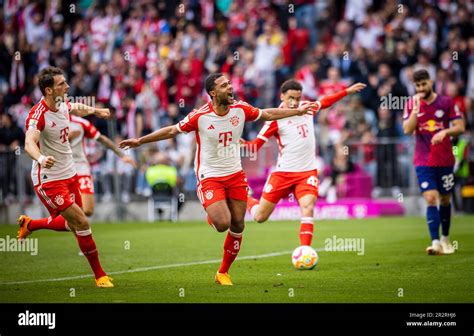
left=119, top=73, right=315, bottom=285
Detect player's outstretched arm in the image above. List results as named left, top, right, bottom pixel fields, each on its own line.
left=403, top=94, right=421, bottom=135
left=314, top=83, right=366, bottom=112
left=98, top=135, right=138, bottom=168
left=119, top=125, right=179, bottom=149
left=69, top=103, right=111, bottom=119
left=260, top=102, right=315, bottom=121
left=24, top=129, right=56, bottom=168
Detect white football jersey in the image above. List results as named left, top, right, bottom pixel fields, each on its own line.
left=25, top=98, right=76, bottom=186
left=69, top=115, right=101, bottom=176
left=176, top=101, right=262, bottom=181
left=256, top=100, right=321, bottom=172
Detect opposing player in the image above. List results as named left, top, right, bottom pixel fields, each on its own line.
left=17, top=66, right=114, bottom=287
left=243, top=79, right=366, bottom=247
left=119, top=73, right=315, bottom=285
left=403, top=69, right=465, bottom=255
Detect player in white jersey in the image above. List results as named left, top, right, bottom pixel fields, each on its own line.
left=245, top=79, right=366, bottom=247
left=16, top=66, right=114, bottom=288
left=69, top=115, right=136, bottom=216
left=120, top=73, right=316, bottom=285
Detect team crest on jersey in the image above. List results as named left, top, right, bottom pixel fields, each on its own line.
left=205, top=190, right=214, bottom=200
left=435, top=110, right=444, bottom=118
left=54, top=195, right=64, bottom=206
left=230, top=115, right=240, bottom=127
left=264, top=184, right=273, bottom=193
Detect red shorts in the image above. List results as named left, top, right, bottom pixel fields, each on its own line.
left=262, top=170, right=318, bottom=204
left=34, top=175, right=83, bottom=218
left=77, top=175, right=94, bottom=195
left=197, top=170, right=248, bottom=209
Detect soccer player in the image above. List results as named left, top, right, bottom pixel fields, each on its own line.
left=403, top=69, right=465, bottom=255
left=119, top=73, right=315, bottom=285
left=68, top=115, right=137, bottom=216
left=16, top=66, right=114, bottom=287
left=243, top=79, right=366, bottom=247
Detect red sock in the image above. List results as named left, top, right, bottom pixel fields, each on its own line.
left=75, top=230, right=106, bottom=279
left=28, top=216, right=69, bottom=232
left=299, top=217, right=314, bottom=246
left=247, top=196, right=259, bottom=216
left=218, top=230, right=243, bottom=274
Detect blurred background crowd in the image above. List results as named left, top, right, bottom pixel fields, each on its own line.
left=0, top=0, right=473, bottom=207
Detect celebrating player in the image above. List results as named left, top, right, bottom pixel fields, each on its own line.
left=119, top=73, right=315, bottom=285
left=403, top=69, right=465, bottom=255
left=16, top=66, right=114, bottom=287
left=243, top=79, right=366, bottom=247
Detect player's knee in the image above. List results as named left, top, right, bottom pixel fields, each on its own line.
left=72, top=215, right=90, bottom=231
left=83, top=208, right=94, bottom=217
left=212, top=216, right=231, bottom=232
left=425, top=194, right=438, bottom=206
left=440, top=196, right=451, bottom=207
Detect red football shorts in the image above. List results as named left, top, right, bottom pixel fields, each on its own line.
left=34, top=175, right=83, bottom=218
left=261, top=169, right=318, bottom=204
left=77, top=175, right=94, bottom=195
left=197, top=170, right=248, bottom=209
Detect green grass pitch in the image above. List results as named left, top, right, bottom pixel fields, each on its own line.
left=0, top=216, right=473, bottom=303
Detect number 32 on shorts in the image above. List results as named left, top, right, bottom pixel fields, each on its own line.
left=441, top=174, right=454, bottom=191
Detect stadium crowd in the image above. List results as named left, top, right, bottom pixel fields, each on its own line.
left=0, top=0, right=472, bottom=203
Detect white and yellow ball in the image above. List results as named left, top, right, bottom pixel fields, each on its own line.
left=291, top=246, right=318, bottom=270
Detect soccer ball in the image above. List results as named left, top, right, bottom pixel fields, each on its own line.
left=291, top=246, right=318, bottom=270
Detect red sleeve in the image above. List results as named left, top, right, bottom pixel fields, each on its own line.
left=83, top=120, right=101, bottom=140
left=65, top=100, right=72, bottom=112
left=176, top=109, right=201, bottom=133
left=25, top=105, right=46, bottom=132
left=448, top=98, right=462, bottom=121
left=237, top=101, right=262, bottom=122
left=243, top=121, right=278, bottom=151
left=317, top=90, right=347, bottom=110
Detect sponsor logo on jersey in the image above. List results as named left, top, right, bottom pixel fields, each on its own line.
left=207, top=124, right=215, bottom=130
left=419, top=120, right=443, bottom=132
left=54, top=195, right=64, bottom=206
left=51, top=121, right=57, bottom=128
left=230, top=115, right=240, bottom=127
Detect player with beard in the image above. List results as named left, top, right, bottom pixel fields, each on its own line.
left=119, top=73, right=316, bottom=285
left=403, top=69, right=465, bottom=255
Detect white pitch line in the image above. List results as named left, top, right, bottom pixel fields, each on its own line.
left=1, top=248, right=325, bottom=286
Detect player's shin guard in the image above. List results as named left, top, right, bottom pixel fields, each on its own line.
left=75, top=229, right=106, bottom=279
left=427, top=206, right=441, bottom=241
left=439, top=204, right=451, bottom=237
left=29, top=216, right=70, bottom=232
left=218, top=230, right=243, bottom=274
left=299, top=217, right=314, bottom=246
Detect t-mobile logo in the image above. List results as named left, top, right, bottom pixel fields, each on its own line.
left=60, top=127, right=69, bottom=143
left=218, top=131, right=233, bottom=147
left=297, top=124, right=309, bottom=138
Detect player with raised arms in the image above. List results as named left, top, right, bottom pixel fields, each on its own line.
left=244, top=79, right=366, bottom=247
left=17, top=66, right=114, bottom=288
left=119, top=73, right=315, bottom=285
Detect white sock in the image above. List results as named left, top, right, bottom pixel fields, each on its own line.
left=432, top=239, right=440, bottom=246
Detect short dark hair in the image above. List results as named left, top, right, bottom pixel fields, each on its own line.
left=38, top=66, right=64, bottom=95
left=413, top=69, right=430, bottom=82
left=205, top=73, right=224, bottom=96
left=280, top=79, right=303, bottom=93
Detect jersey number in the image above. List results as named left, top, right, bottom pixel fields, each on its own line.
left=441, top=174, right=454, bottom=190
left=307, top=176, right=318, bottom=187
left=79, top=177, right=93, bottom=190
